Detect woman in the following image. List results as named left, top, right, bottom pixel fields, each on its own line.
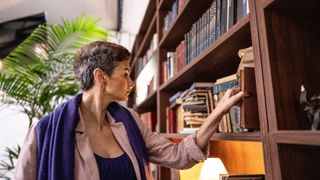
left=15, top=41, right=244, bottom=180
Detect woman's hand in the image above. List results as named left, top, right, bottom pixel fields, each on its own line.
left=195, top=87, right=244, bottom=149
left=214, top=87, right=244, bottom=114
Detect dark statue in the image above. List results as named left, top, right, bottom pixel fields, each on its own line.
left=299, top=85, right=320, bottom=130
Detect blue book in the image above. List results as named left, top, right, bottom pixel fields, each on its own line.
left=212, top=79, right=239, bottom=94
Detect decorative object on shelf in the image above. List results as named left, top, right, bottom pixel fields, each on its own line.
left=299, top=85, right=320, bottom=130
left=237, top=46, right=254, bottom=76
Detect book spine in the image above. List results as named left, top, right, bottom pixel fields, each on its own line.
left=216, top=0, right=221, bottom=39
left=240, top=67, right=259, bottom=129
left=221, top=0, right=228, bottom=35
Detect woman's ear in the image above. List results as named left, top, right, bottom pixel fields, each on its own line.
left=93, top=68, right=107, bottom=87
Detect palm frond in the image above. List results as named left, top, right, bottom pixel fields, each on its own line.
left=3, top=16, right=108, bottom=74
left=0, top=145, right=21, bottom=179
left=0, top=73, right=33, bottom=106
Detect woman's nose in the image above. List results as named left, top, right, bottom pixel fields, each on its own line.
left=128, top=77, right=135, bottom=89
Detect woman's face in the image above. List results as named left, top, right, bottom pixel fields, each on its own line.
left=105, top=60, right=134, bottom=101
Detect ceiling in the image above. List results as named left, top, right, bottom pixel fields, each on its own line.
left=0, top=0, right=148, bottom=33
left=0, top=0, right=149, bottom=57
left=1, top=0, right=118, bottom=30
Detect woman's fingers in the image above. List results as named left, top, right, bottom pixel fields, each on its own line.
left=231, top=90, right=244, bottom=104
left=218, top=87, right=244, bottom=114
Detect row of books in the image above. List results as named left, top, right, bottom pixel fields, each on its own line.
left=136, top=33, right=158, bottom=76
left=165, top=46, right=258, bottom=133
left=140, top=111, right=157, bottom=132
left=135, top=55, right=158, bottom=105
left=161, top=0, right=249, bottom=83
left=162, top=40, right=185, bottom=83
left=216, top=46, right=257, bottom=132
left=185, top=0, right=249, bottom=64
left=167, top=69, right=257, bottom=134
left=135, top=32, right=158, bottom=105
left=213, top=74, right=243, bottom=133
left=213, top=72, right=258, bottom=133
left=167, top=82, right=215, bottom=133
left=163, top=0, right=189, bottom=36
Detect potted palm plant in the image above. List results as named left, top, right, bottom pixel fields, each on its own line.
left=0, top=16, right=108, bottom=178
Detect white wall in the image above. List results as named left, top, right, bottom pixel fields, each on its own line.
left=0, top=105, right=29, bottom=178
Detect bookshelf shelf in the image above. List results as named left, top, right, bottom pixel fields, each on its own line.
left=134, top=89, right=157, bottom=114
left=159, top=0, right=213, bottom=49
left=160, top=132, right=261, bottom=142
left=212, top=132, right=262, bottom=142
left=159, top=15, right=251, bottom=92
left=272, top=131, right=320, bottom=146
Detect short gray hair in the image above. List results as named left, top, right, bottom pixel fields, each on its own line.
left=74, top=41, right=131, bottom=91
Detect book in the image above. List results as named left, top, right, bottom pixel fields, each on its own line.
left=169, top=91, right=183, bottom=104
left=209, top=0, right=217, bottom=44
left=227, top=0, right=236, bottom=30
left=167, top=108, right=177, bottom=133
left=140, top=112, right=157, bottom=132
left=216, top=0, right=222, bottom=39
left=236, top=0, right=249, bottom=21
left=221, top=0, right=228, bottom=34
left=212, top=79, right=239, bottom=94
left=170, top=168, right=180, bottom=180
left=240, top=67, right=259, bottom=129
left=216, top=73, right=237, bottom=84
left=176, top=105, right=185, bottom=133
left=188, top=82, right=215, bottom=91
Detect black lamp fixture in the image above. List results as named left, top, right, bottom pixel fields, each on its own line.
left=0, top=12, right=47, bottom=59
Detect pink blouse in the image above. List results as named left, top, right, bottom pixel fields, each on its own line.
left=15, top=107, right=208, bottom=180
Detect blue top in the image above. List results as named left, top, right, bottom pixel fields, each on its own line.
left=94, top=152, right=137, bottom=180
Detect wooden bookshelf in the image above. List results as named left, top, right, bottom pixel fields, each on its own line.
left=129, top=0, right=320, bottom=179
left=158, top=0, right=175, bottom=10
left=253, top=0, right=320, bottom=179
